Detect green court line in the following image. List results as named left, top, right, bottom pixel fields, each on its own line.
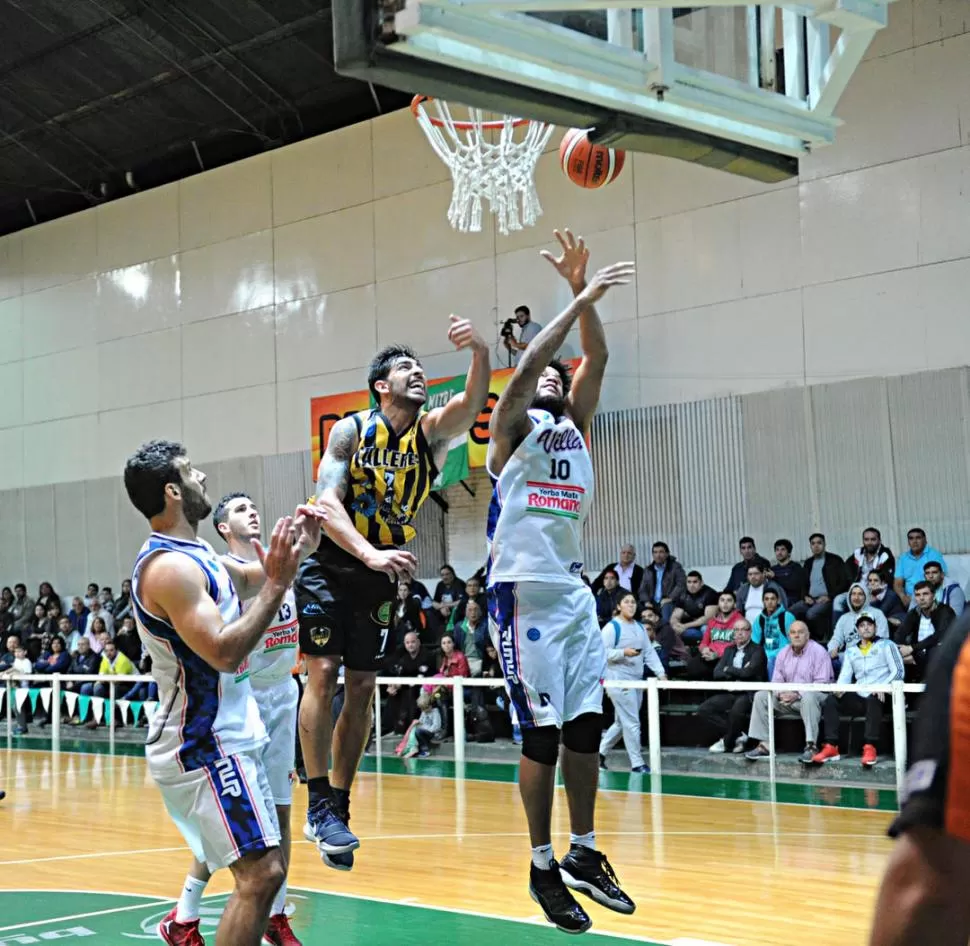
left=0, top=889, right=666, bottom=945
left=4, top=734, right=899, bottom=812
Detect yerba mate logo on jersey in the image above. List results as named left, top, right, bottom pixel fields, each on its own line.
left=525, top=480, right=584, bottom=520
left=234, top=654, right=251, bottom=683
left=264, top=628, right=299, bottom=652
left=535, top=426, right=584, bottom=454
left=355, top=446, right=420, bottom=470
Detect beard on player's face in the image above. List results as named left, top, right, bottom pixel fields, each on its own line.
left=531, top=393, right=566, bottom=417
left=181, top=482, right=212, bottom=527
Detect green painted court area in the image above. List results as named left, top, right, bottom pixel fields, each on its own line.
left=0, top=889, right=662, bottom=945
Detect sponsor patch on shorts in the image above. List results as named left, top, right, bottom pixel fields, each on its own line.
left=310, top=625, right=332, bottom=647
left=526, top=627, right=541, bottom=642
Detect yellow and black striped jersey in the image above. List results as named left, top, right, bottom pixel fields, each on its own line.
left=343, top=408, right=439, bottom=547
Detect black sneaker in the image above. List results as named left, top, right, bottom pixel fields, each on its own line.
left=598, top=754, right=608, bottom=771
left=798, top=742, right=818, bottom=765
left=529, top=862, right=592, bottom=934
left=559, top=846, right=636, bottom=915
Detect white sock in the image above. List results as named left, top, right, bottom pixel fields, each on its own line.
left=570, top=831, right=596, bottom=851
left=271, top=879, right=288, bottom=918
left=175, top=875, right=207, bottom=923
left=531, top=843, right=555, bottom=870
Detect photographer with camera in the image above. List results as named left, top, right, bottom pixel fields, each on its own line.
left=502, top=304, right=543, bottom=366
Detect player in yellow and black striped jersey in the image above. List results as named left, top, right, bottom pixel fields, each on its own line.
left=295, top=316, right=491, bottom=872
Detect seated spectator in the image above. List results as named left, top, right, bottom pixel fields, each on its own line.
left=384, top=631, right=435, bottom=733
left=0, top=592, right=11, bottom=634
left=834, top=528, right=896, bottom=624
left=750, top=588, right=794, bottom=677
left=0, top=632, right=21, bottom=671
left=114, top=616, right=141, bottom=664
left=698, top=620, right=766, bottom=754
left=35, top=582, right=59, bottom=613
left=591, top=544, right=644, bottom=596
left=829, top=583, right=890, bottom=666
left=688, top=592, right=742, bottom=680
left=801, top=533, right=849, bottom=637
left=894, top=527, right=947, bottom=609
left=736, top=563, right=787, bottom=625
left=808, top=614, right=903, bottom=767
left=23, top=604, right=49, bottom=662
left=85, top=616, right=109, bottom=654
left=10, top=583, right=35, bottom=634
left=392, top=580, right=427, bottom=647
left=744, top=621, right=833, bottom=762
left=724, top=537, right=771, bottom=594
left=84, top=598, right=114, bottom=638
left=432, top=565, right=464, bottom=633
left=866, top=571, right=907, bottom=629
left=60, top=615, right=82, bottom=654
left=599, top=592, right=665, bottom=773
left=120, top=650, right=158, bottom=714
left=922, top=560, right=965, bottom=617
left=64, top=637, right=101, bottom=699
left=637, top=542, right=687, bottom=623
left=42, top=601, right=63, bottom=638
left=437, top=633, right=470, bottom=679
left=33, top=634, right=69, bottom=677
left=113, top=579, right=133, bottom=623
left=894, top=581, right=956, bottom=682
left=638, top=602, right=676, bottom=668
left=669, top=571, right=718, bottom=645
left=453, top=599, right=488, bottom=677
left=768, top=539, right=808, bottom=619
left=452, top=576, right=486, bottom=627
left=2, top=643, right=34, bottom=735
left=595, top=569, right=624, bottom=626
left=83, top=582, right=100, bottom=609
left=67, top=597, right=89, bottom=637
left=85, top=640, right=134, bottom=729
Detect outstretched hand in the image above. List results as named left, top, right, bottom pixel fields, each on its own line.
left=579, top=261, right=635, bottom=305
left=292, top=503, right=325, bottom=561
left=447, top=314, right=487, bottom=352
left=254, top=516, right=300, bottom=588
left=540, top=228, right=589, bottom=292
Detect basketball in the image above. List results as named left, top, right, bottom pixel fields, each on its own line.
left=559, top=128, right=625, bottom=188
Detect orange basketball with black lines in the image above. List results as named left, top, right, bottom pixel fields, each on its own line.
left=559, top=128, right=625, bottom=189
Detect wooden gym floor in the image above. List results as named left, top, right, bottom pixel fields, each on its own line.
left=0, top=742, right=896, bottom=945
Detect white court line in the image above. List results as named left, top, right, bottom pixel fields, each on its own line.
left=0, top=845, right=186, bottom=867
left=0, top=893, right=173, bottom=934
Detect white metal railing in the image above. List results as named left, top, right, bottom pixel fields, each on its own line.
left=3, top=673, right=925, bottom=793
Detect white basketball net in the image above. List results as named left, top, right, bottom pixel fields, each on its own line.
left=412, top=98, right=554, bottom=236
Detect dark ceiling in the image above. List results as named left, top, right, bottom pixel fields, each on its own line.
left=0, top=0, right=411, bottom=237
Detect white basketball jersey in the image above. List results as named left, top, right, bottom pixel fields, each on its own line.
left=227, top=553, right=299, bottom=690
left=486, top=409, right=593, bottom=586
left=132, top=533, right=266, bottom=777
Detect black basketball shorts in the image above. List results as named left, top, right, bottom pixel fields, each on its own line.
left=294, top=539, right=397, bottom=672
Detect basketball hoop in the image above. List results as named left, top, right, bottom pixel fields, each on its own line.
left=410, top=95, right=554, bottom=236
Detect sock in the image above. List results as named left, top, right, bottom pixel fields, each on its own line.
left=271, top=879, right=288, bottom=918
left=307, top=775, right=331, bottom=806
left=531, top=843, right=555, bottom=870
left=570, top=831, right=596, bottom=851
left=175, top=875, right=207, bottom=923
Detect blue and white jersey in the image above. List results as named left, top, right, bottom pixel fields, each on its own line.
left=132, top=533, right=266, bottom=777
left=486, top=409, right=594, bottom=586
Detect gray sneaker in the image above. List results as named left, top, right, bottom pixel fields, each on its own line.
left=744, top=744, right=771, bottom=761
left=798, top=743, right=818, bottom=764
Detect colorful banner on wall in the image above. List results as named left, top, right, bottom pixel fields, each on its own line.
left=309, top=359, right=581, bottom=489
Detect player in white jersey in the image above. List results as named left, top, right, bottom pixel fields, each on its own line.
left=163, top=492, right=302, bottom=946
left=123, top=440, right=322, bottom=946
left=486, top=231, right=636, bottom=934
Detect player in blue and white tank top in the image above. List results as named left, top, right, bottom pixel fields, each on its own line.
left=486, top=231, right=637, bottom=934
left=164, top=492, right=304, bottom=946
left=123, top=440, right=323, bottom=946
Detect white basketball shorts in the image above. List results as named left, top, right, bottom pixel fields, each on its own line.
left=155, top=749, right=281, bottom=872
left=252, top=677, right=298, bottom=806
left=487, top=581, right=607, bottom=730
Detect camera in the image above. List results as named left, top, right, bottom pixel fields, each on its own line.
left=500, top=318, right=516, bottom=339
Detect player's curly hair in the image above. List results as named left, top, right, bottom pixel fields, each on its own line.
left=368, top=344, right=420, bottom=402
left=123, top=439, right=185, bottom=520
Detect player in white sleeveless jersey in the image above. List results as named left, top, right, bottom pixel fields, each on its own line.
left=123, top=440, right=322, bottom=946
left=486, top=231, right=636, bottom=935
left=164, top=492, right=302, bottom=946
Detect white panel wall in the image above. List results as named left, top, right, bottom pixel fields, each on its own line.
left=0, top=0, right=964, bottom=504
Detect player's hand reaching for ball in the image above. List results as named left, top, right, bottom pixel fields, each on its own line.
left=255, top=516, right=301, bottom=589
left=540, top=228, right=589, bottom=293
left=365, top=547, right=418, bottom=583
left=292, top=503, right=326, bottom=562
left=447, top=315, right=488, bottom=353
left=579, top=261, right=635, bottom=306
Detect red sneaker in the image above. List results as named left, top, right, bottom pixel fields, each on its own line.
left=810, top=743, right=841, bottom=764
left=158, top=906, right=205, bottom=946
left=264, top=912, right=302, bottom=946
left=861, top=744, right=878, bottom=767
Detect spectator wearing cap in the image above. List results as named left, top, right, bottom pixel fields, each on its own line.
left=669, top=571, right=718, bottom=645
left=894, top=527, right=947, bottom=608
left=893, top=581, right=956, bottom=682
left=744, top=621, right=833, bottom=763
left=687, top=591, right=742, bottom=680
left=808, top=614, right=904, bottom=768
left=768, top=540, right=808, bottom=619
left=637, top=541, right=687, bottom=624
left=698, top=620, right=767, bottom=754
left=921, top=561, right=965, bottom=617
left=724, top=537, right=772, bottom=594
left=592, top=545, right=644, bottom=597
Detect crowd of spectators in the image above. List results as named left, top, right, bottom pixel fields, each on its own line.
left=2, top=524, right=965, bottom=768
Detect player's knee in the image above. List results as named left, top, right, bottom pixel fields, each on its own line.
left=306, top=656, right=340, bottom=698
left=562, top=713, right=603, bottom=755
left=521, top=725, right=561, bottom=766
left=235, top=849, right=285, bottom=902
left=345, top=669, right=376, bottom=701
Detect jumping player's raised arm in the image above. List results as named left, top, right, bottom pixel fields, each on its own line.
left=488, top=256, right=634, bottom=475
left=422, top=316, right=491, bottom=459
left=139, top=516, right=300, bottom=673
left=541, top=230, right=610, bottom=436
left=313, top=416, right=417, bottom=581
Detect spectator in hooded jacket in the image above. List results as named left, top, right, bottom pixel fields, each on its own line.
left=866, top=571, right=907, bottom=629
left=829, top=582, right=890, bottom=667
left=894, top=581, right=956, bottom=682
left=688, top=592, right=743, bottom=680
left=833, top=528, right=896, bottom=625
left=637, top=542, right=687, bottom=623
left=750, top=588, right=795, bottom=677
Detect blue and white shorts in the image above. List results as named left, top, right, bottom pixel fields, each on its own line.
left=253, top=678, right=298, bottom=806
